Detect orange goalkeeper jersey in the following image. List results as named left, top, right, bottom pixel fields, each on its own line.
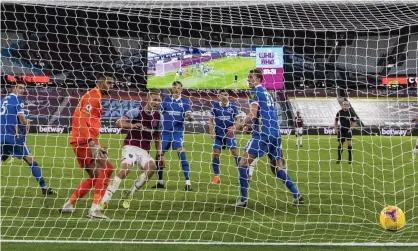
left=70, top=88, right=103, bottom=145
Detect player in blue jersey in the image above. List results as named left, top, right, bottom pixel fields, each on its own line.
left=0, top=81, right=55, bottom=195
left=208, top=90, right=241, bottom=184
left=152, top=81, right=194, bottom=191
left=228, top=69, right=303, bottom=207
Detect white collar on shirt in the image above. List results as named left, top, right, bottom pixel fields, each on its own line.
left=254, top=84, right=262, bottom=88
left=219, top=102, right=230, bottom=107
left=9, top=93, right=17, bottom=97
left=170, top=96, right=181, bottom=102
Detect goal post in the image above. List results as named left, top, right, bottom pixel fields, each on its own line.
left=1, top=0, right=417, bottom=246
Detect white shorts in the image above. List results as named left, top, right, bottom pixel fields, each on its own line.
left=121, top=145, right=154, bottom=170
left=296, top=127, right=303, bottom=135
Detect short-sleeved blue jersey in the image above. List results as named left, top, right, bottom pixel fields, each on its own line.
left=248, top=85, right=280, bottom=138
left=16, top=109, right=29, bottom=144
left=211, top=102, right=238, bottom=137
left=161, top=96, right=191, bottom=132
left=0, top=94, right=25, bottom=144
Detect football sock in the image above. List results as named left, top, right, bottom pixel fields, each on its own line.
left=93, top=162, right=114, bottom=205
left=131, top=172, right=148, bottom=193
left=212, top=156, right=220, bottom=176
left=299, top=136, right=303, bottom=145
left=276, top=169, right=300, bottom=199
left=69, top=178, right=96, bottom=204
left=238, top=166, right=250, bottom=202
left=102, top=176, right=122, bottom=203
left=348, top=146, right=353, bottom=161
left=337, top=144, right=343, bottom=160
left=234, top=156, right=241, bottom=166
left=29, top=162, right=46, bottom=189
left=178, top=151, right=190, bottom=180
left=156, top=153, right=164, bottom=182
left=413, top=148, right=418, bottom=160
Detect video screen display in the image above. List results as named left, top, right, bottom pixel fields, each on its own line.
left=147, top=47, right=284, bottom=90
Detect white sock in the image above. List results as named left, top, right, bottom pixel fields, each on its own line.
left=63, top=201, right=74, bottom=209
left=185, top=180, right=191, bottom=186
left=249, top=158, right=257, bottom=176
left=413, top=149, right=418, bottom=160
left=101, top=177, right=122, bottom=204
left=90, top=203, right=100, bottom=212
left=108, top=177, right=122, bottom=193
left=299, top=136, right=303, bottom=146
left=295, top=136, right=299, bottom=145
left=131, top=173, right=148, bottom=192
left=157, top=179, right=164, bottom=185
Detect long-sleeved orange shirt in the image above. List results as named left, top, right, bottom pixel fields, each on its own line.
left=70, top=88, right=103, bottom=145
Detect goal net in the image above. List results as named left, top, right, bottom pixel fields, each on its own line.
left=1, top=0, right=418, bottom=246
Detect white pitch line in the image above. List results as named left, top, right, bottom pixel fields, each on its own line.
left=2, top=217, right=417, bottom=226
left=1, top=240, right=417, bottom=246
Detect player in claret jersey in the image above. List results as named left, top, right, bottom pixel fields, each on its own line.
left=59, top=74, right=115, bottom=219
left=294, top=110, right=304, bottom=147
left=208, top=90, right=241, bottom=184
left=0, top=80, right=55, bottom=195
left=228, top=69, right=303, bottom=207
left=335, top=101, right=357, bottom=164
left=152, top=81, right=194, bottom=191
left=100, top=90, right=165, bottom=210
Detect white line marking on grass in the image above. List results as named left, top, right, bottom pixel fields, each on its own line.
left=2, top=217, right=417, bottom=226
left=1, top=240, right=417, bottom=246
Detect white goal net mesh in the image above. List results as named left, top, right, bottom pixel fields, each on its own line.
left=1, top=0, right=418, bottom=246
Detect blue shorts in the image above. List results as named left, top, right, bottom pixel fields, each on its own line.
left=1, top=142, right=31, bottom=160
left=244, top=136, right=281, bottom=160
left=213, top=136, right=237, bottom=150
left=162, top=131, right=184, bottom=152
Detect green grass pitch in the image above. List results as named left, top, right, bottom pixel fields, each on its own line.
left=1, top=133, right=417, bottom=251
left=147, top=57, right=255, bottom=89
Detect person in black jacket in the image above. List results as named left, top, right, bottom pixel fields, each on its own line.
left=334, top=101, right=357, bottom=164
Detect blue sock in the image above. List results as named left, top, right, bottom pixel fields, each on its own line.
left=238, top=166, right=250, bottom=202
left=212, top=157, right=220, bottom=176
left=276, top=169, right=300, bottom=199
left=178, top=152, right=190, bottom=180
left=155, top=154, right=164, bottom=181
left=29, top=162, right=46, bottom=189
left=234, top=156, right=241, bottom=166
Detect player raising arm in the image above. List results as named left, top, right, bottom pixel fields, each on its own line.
left=101, top=90, right=164, bottom=210
left=0, top=80, right=55, bottom=195
left=59, top=74, right=115, bottom=219
left=228, top=69, right=303, bottom=207
left=152, top=81, right=194, bottom=191
left=294, top=110, right=304, bottom=147
left=334, top=101, right=357, bottom=164
left=208, top=90, right=241, bottom=184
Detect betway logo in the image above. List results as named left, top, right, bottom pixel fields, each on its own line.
left=381, top=128, right=408, bottom=136
left=38, top=126, right=65, bottom=133
left=280, top=129, right=293, bottom=135
left=324, top=128, right=336, bottom=135
left=100, top=127, right=122, bottom=134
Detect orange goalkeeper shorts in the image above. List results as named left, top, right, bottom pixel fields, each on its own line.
left=71, top=143, right=93, bottom=168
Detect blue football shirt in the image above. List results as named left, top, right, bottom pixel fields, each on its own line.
left=248, top=85, right=280, bottom=138
left=161, top=95, right=191, bottom=133
left=211, top=102, right=238, bottom=137
left=0, top=93, right=25, bottom=144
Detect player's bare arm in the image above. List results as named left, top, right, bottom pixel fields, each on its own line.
left=228, top=103, right=258, bottom=137
left=17, top=112, right=27, bottom=125
left=208, top=117, right=216, bottom=139
left=155, top=132, right=166, bottom=168
left=116, top=115, right=143, bottom=130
